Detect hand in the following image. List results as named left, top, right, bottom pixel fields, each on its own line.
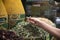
left=27, top=17, right=42, bottom=26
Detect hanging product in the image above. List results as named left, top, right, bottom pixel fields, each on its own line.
left=3, top=0, right=25, bottom=15
left=0, top=0, right=8, bottom=29
left=3, top=0, right=25, bottom=28
left=3, top=0, right=25, bottom=19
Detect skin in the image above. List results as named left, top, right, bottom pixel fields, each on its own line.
left=27, top=17, right=60, bottom=39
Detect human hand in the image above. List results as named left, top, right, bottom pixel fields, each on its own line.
left=27, top=17, right=42, bottom=26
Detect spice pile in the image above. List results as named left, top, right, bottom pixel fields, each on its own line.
left=11, top=18, right=56, bottom=40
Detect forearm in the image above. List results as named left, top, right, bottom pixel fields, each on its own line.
left=38, top=21, right=60, bottom=38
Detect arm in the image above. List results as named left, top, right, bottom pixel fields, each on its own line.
left=38, top=21, right=60, bottom=38
left=27, top=17, right=60, bottom=38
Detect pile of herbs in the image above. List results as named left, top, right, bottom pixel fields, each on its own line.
left=10, top=21, right=50, bottom=40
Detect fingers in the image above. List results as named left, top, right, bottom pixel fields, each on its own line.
left=27, top=17, right=39, bottom=24
left=28, top=20, right=35, bottom=24
left=27, top=17, right=35, bottom=24
left=27, top=17, right=35, bottom=22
